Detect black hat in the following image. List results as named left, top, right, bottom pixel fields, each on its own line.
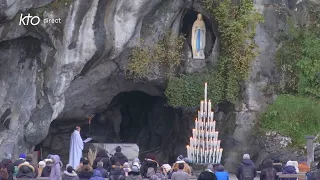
left=116, top=146, right=121, bottom=152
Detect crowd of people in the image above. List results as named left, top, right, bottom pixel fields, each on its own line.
left=1, top=149, right=320, bottom=180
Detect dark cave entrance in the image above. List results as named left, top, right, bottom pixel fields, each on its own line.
left=181, top=9, right=216, bottom=58
left=39, top=91, right=189, bottom=164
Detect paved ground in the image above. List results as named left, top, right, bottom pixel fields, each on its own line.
left=189, top=173, right=260, bottom=180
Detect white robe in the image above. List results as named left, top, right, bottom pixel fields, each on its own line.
left=69, top=130, right=84, bottom=168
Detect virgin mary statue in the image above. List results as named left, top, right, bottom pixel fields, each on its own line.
left=191, top=13, right=206, bottom=59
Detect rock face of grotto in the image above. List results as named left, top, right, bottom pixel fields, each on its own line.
left=0, top=0, right=319, bottom=172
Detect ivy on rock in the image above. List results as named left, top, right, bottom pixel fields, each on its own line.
left=165, top=0, right=262, bottom=107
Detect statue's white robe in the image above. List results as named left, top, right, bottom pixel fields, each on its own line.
left=69, top=130, right=83, bottom=168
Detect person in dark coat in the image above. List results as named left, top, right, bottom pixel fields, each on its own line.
left=25, top=154, right=38, bottom=177
left=309, top=162, right=320, bottom=180
left=260, top=159, right=277, bottom=180
left=126, top=165, right=143, bottom=180
left=140, top=153, right=159, bottom=178
left=92, top=149, right=111, bottom=172
left=109, top=162, right=125, bottom=180
left=273, top=159, right=283, bottom=172
left=197, top=164, right=216, bottom=180
left=89, top=170, right=104, bottom=180
left=215, top=165, right=229, bottom=180
left=94, top=162, right=108, bottom=178
left=236, top=154, right=257, bottom=180
left=16, top=162, right=36, bottom=179
left=41, top=159, right=53, bottom=177
left=62, top=165, right=80, bottom=180
left=282, top=161, right=297, bottom=180
left=14, top=154, right=26, bottom=167
left=77, top=159, right=94, bottom=180
left=110, top=146, right=128, bottom=166
left=1, top=153, right=14, bottom=180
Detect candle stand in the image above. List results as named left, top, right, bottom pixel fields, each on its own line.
left=186, top=82, right=223, bottom=164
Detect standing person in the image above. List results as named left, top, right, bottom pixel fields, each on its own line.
left=260, top=159, right=277, bottom=180
left=1, top=153, right=14, bottom=180
left=50, top=155, right=62, bottom=180
left=123, top=163, right=131, bottom=177
left=273, top=159, right=283, bottom=172
left=171, top=163, right=190, bottom=180
left=90, top=170, right=105, bottom=180
left=126, top=165, right=143, bottom=180
left=172, top=155, right=191, bottom=175
left=62, top=165, right=80, bottom=180
left=16, top=161, right=36, bottom=179
left=282, top=161, right=297, bottom=180
left=215, top=165, right=229, bottom=180
left=92, top=149, right=111, bottom=172
left=309, top=162, right=320, bottom=180
left=109, top=162, right=125, bottom=180
left=236, top=154, right=257, bottom=180
left=42, top=159, right=53, bottom=177
left=94, top=162, right=108, bottom=178
left=14, top=154, right=26, bottom=166
left=132, top=158, right=141, bottom=170
left=69, top=126, right=84, bottom=169
left=76, top=159, right=94, bottom=179
left=150, top=166, right=167, bottom=180
left=110, top=146, right=128, bottom=166
left=26, top=154, right=39, bottom=177
left=298, top=157, right=310, bottom=173
left=140, top=153, right=159, bottom=178
left=197, top=164, right=216, bottom=180
left=38, top=161, right=46, bottom=177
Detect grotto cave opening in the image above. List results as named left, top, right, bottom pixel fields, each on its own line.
left=181, top=9, right=216, bottom=58
left=39, top=90, right=191, bottom=164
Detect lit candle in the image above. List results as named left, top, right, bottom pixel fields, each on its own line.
left=190, top=137, right=193, bottom=147
left=187, top=145, right=190, bottom=159
left=205, top=150, right=208, bottom=164
left=200, top=101, right=204, bottom=114
left=211, top=112, right=214, bottom=121
left=213, top=121, right=216, bottom=133
left=213, top=148, right=217, bottom=163
left=218, top=148, right=223, bottom=164
left=204, top=101, right=207, bottom=116
left=198, top=111, right=201, bottom=122
left=196, top=148, right=199, bottom=163
left=217, top=140, right=221, bottom=150
left=204, top=82, right=207, bottom=104
left=209, top=149, right=213, bottom=163
left=208, top=100, right=211, bottom=118
left=195, top=118, right=198, bottom=130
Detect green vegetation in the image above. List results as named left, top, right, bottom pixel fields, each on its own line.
left=276, top=19, right=320, bottom=98
left=165, top=0, right=262, bottom=107
left=261, top=94, right=320, bottom=147
left=126, top=32, right=185, bottom=80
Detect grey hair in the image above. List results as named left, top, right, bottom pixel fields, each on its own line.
left=243, top=154, right=250, bottom=160
left=97, top=161, right=103, bottom=167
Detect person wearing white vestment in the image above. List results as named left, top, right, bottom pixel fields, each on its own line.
left=69, top=126, right=84, bottom=168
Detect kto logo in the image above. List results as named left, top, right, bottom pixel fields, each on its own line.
left=19, top=14, right=40, bottom=25
left=19, top=13, right=61, bottom=25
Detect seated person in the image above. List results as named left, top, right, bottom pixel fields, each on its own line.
left=89, top=170, right=104, bottom=180
left=140, top=153, right=159, bottom=178
left=92, top=149, right=111, bottom=172
left=94, top=162, right=108, bottom=178
left=77, top=159, right=94, bottom=179
left=63, top=165, right=80, bottom=180
left=41, top=159, right=53, bottom=177
left=109, top=162, right=125, bottom=180
left=16, top=161, right=36, bottom=179
left=110, top=146, right=128, bottom=166
left=172, top=155, right=191, bottom=174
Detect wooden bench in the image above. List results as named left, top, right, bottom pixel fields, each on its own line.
left=278, top=173, right=306, bottom=180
